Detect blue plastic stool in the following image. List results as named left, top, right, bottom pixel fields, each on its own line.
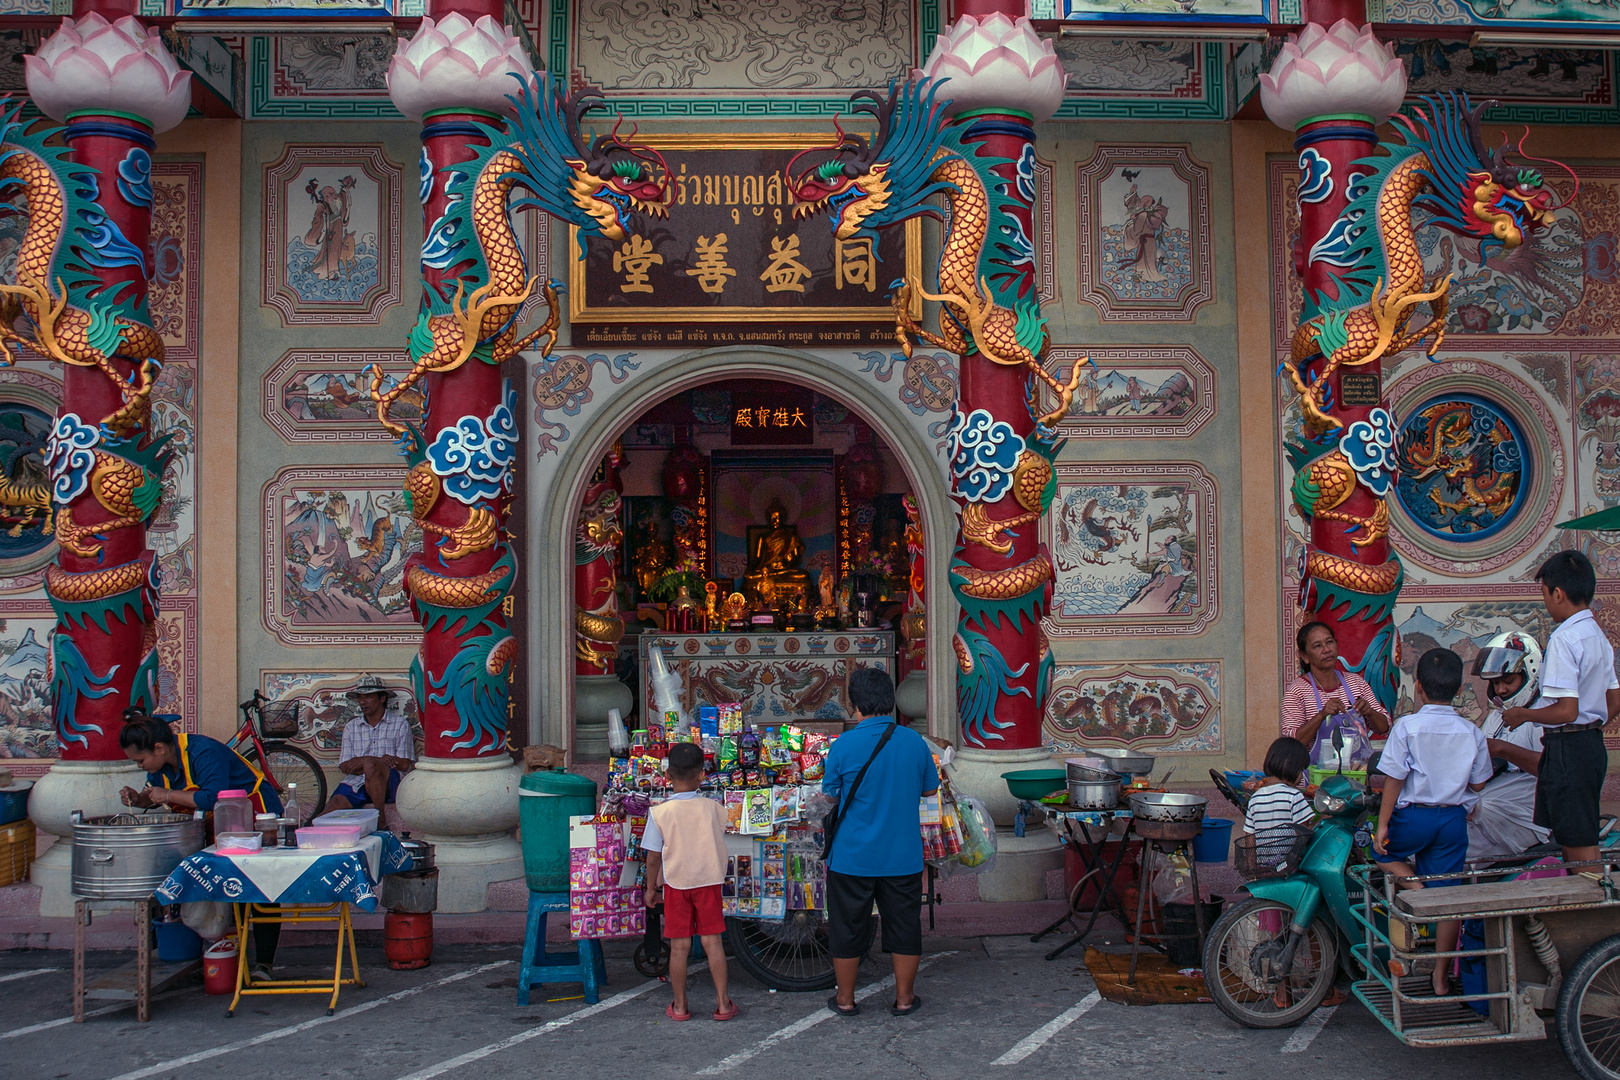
left=518, top=891, right=607, bottom=1006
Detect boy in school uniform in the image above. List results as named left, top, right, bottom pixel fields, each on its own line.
left=643, top=742, right=738, bottom=1022
left=1373, top=647, right=1493, bottom=997
left=1504, top=550, right=1620, bottom=865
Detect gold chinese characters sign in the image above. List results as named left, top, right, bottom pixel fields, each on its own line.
left=569, top=135, right=921, bottom=348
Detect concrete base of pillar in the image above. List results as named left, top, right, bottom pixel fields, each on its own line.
left=974, top=828, right=1063, bottom=904
left=574, top=673, right=633, bottom=763
left=894, top=668, right=927, bottom=726
left=395, top=755, right=523, bottom=914
left=948, top=745, right=1058, bottom=828
left=28, top=759, right=145, bottom=917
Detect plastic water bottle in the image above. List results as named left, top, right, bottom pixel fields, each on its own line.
left=282, top=782, right=300, bottom=831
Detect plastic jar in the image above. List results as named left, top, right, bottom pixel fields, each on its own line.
left=213, top=790, right=253, bottom=836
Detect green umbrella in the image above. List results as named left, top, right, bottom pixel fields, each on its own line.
left=1556, top=506, right=1620, bottom=531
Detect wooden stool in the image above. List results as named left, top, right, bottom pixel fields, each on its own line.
left=518, top=891, right=605, bottom=1006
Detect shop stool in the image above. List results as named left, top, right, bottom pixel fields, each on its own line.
left=518, top=890, right=606, bottom=1006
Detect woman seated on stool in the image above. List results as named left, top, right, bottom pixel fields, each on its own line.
left=118, top=710, right=286, bottom=983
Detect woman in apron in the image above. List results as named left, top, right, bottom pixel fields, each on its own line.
left=119, top=712, right=287, bottom=980
left=1281, top=620, right=1391, bottom=751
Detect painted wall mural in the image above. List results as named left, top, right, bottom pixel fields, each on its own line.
left=1077, top=145, right=1212, bottom=322
left=150, top=162, right=203, bottom=363
left=1050, top=39, right=1228, bottom=120
left=1045, top=462, right=1219, bottom=637
left=262, top=466, right=422, bottom=647
left=1045, top=661, right=1222, bottom=754
left=262, top=144, right=402, bottom=325
left=260, top=669, right=424, bottom=763
left=1041, top=346, right=1216, bottom=440
left=0, top=372, right=64, bottom=590
left=263, top=349, right=416, bottom=443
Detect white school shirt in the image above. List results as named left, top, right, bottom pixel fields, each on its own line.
left=1481, top=707, right=1542, bottom=772
left=1379, top=704, right=1492, bottom=811
left=1536, top=610, right=1619, bottom=728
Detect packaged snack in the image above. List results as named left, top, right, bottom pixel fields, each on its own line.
left=698, top=705, right=720, bottom=738
left=773, top=786, right=799, bottom=824
left=799, top=751, right=824, bottom=782
left=719, top=703, right=744, bottom=735
left=919, top=793, right=943, bottom=825
left=783, top=725, right=805, bottom=753
left=744, top=789, right=774, bottom=834
left=718, top=737, right=738, bottom=770
left=724, top=790, right=745, bottom=832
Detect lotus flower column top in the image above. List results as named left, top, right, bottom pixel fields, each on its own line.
left=1259, top=20, right=1407, bottom=132
left=25, top=13, right=190, bottom=132
left=916, top=12, right=1067, bottom=123
left=387, top=13, right=535, bottom=121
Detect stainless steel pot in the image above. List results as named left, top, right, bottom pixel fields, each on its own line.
left=398, top=836, right=435, bottom=871
left=71, top=812, right=204, bottom=899
left=1127, top=791, right=1208, bottom=824
left=1066, top=778, right=1120, bottom=810
left=1089, top=748, right=1157, bottom=777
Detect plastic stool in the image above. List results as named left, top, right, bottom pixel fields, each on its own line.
left=518, top=891, right=606, bottom=1006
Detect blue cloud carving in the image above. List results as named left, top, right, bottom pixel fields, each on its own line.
left=45, top=413, right=99, bottom=504
left=117, top=148, right=153, bottom=209
left=948, top=406, right=1022, bottom=503
left=1297, top=148, right=1333, bottom=204
left=1339, top=407, right=1397, bottom=497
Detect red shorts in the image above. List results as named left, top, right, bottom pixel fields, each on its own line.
left=663, top=883, right=725, bottom=938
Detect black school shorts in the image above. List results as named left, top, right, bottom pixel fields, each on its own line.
left=825, top=870, right=922, bottom=958
left=1534, top=726, right=1608, bottom=849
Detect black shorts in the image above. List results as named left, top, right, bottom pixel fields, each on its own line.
left=1534, top=726, right=1607, bottom=849
left=825, top=870, right=922, bottom=959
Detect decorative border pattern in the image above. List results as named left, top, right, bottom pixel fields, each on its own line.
left=1034, top=150, right=1058, bottom=308
left=1053, top=43, right=1226, bottom=121
left=1041, top=346, right=1216, bottom=440
left=1043, top=461, right=1221, bottom=638
left=1077, top=144, right=1214, bottom=323
left=261, top=465, right=419, bottom=647
left=1044, top=660, right=1222, bottom=755
left=1384, top=361, right=1566, bottom=576
left=262, top=349, right=410, bottom=444
left=150, top=162, right=203, bottom=365
left=248, top=36, right=404, bottom=119
left=261, top=144, right=402, bottom=326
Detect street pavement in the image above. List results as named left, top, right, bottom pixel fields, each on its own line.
left=0, top=936, right=1580, bottom=1079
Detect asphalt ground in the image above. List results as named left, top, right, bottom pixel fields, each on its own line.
left=0, top=936, right=1581, bottom=1079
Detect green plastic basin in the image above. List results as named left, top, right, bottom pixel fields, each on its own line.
left=1001, top=768, right=1067, bottom=801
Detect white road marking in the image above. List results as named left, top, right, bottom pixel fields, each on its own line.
left=0, top=968, right=58, bottom=985
left=393, top=967, right=697, bottom=1080
left=991, top=990, right=1103, bottom=1066
left=0, top=1003, right=126, bottom=1039
left=104, top=960, right=512, bottom=1080
left=696, top=952, right=955, bottom=1076
left=1281, top=1006, right=1337, bottom=1053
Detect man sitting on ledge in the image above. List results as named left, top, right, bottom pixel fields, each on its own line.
left=323, top=673, right=415, bottom=813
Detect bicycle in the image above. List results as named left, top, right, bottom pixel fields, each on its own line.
left=229, top=690, right=327, bottom=825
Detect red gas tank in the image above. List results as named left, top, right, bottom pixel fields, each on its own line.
left=384, top=911, right=433, bottom=970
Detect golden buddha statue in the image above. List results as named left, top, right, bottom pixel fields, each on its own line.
left=744, top=498, right=810, bottom=604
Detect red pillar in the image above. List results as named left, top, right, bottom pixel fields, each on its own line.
left=575, top=447, right=624, bottom=676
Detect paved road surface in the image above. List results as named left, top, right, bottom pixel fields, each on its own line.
left=0, top=936, right=1580, bottom=1079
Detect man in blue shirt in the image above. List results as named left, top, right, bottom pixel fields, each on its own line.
left=822, top=667, right=939, bottom=1018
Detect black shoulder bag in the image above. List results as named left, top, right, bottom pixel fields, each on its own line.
left=820, top=721, right=897, bottom=863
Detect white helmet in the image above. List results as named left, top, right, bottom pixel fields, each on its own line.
left=1471, top=630, right=1542, bottom=710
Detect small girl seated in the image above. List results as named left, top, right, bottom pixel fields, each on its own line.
left=1244, top=737, right=1316, bottom=854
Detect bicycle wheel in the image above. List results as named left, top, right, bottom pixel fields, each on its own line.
left=1558, top=932, right=1620, bottom=1080
left=247, top=743, right=327, bottom=824
left=726, top=910, right=875, bottom=992
left=1203, top=897, right=1337, bottom=1029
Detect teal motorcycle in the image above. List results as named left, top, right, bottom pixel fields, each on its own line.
left=1202, top=772, right=1375, bottom=1027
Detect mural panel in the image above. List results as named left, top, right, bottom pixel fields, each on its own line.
left=150, top=162, right=203, bottom=365
left=262, top=467, right=421, bottom=647
left=0, top=370, right=62, bottom=592
left=1077, top=145, right=1213, bottom=322
left=248, top=34, right=403, bottom=119
left=260, top=669, right=424, bottom=764
left=1045, top=462, right=1219, bottom=637
left=262, top=144, right=402, bottom=326
left=263, top=349, right=415, bottom=443
left=1041, top=346, right=1216, bottom=439
left=1045, top=661, right=1222, bottom=754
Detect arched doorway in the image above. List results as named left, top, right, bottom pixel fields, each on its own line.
left=527, top=346, right=956, bottom=757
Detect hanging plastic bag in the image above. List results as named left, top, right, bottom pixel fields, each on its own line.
left=1147, top=848, right=1194, bottom=907
left=1313, top=711, right=1373, bottom=773
left=180, top=901, right=232, bottom=941
left=948, top=796, right=997, bottom=875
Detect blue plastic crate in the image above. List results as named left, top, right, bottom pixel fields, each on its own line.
left=0, top=783, right=31, bottom=825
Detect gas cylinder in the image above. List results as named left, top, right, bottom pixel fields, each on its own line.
left=384, top=911, right=433, bottom=970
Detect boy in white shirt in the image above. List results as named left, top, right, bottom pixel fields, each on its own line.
left=1373, top=647, right=1492, bottom=997
left=1503, top=550, right=1620, bottom=865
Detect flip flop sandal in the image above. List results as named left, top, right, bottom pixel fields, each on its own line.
left=827, top=995, right=859, bottom=1017
left=713, top=1002, right=741, bottom=1022
left=666, top=1003, right=692, bottom=1021
left=889, top=996, right=923, bottom=1017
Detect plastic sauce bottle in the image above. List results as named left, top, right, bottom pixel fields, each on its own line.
left=281, top=782, right=301, bottom=842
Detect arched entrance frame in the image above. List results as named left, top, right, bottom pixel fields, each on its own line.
left=529, top=345, right=959, bottom=756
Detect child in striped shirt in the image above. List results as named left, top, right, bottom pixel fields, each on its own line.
left=1244, top=737, right=1316, bottom=847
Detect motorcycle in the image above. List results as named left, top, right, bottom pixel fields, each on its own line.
left=1202, top=772, right=1376, bottom=1027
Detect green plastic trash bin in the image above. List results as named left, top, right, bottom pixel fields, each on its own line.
left=518, top=770, right=598, bottom=892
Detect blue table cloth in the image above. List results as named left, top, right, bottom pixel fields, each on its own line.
left=155, top=831, right=413, bottom=912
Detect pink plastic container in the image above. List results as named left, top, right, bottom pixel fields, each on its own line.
left=295, top=824, right=367, bottom=850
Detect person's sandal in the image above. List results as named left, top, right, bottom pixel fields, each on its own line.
left=666, top=1002, right=692, bottom=1021
left=826, top=995, right=859, bottom=1016
left=713, top=1001, right=740, bottom=1021
left=890, top=996, right=923, bottom=1016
